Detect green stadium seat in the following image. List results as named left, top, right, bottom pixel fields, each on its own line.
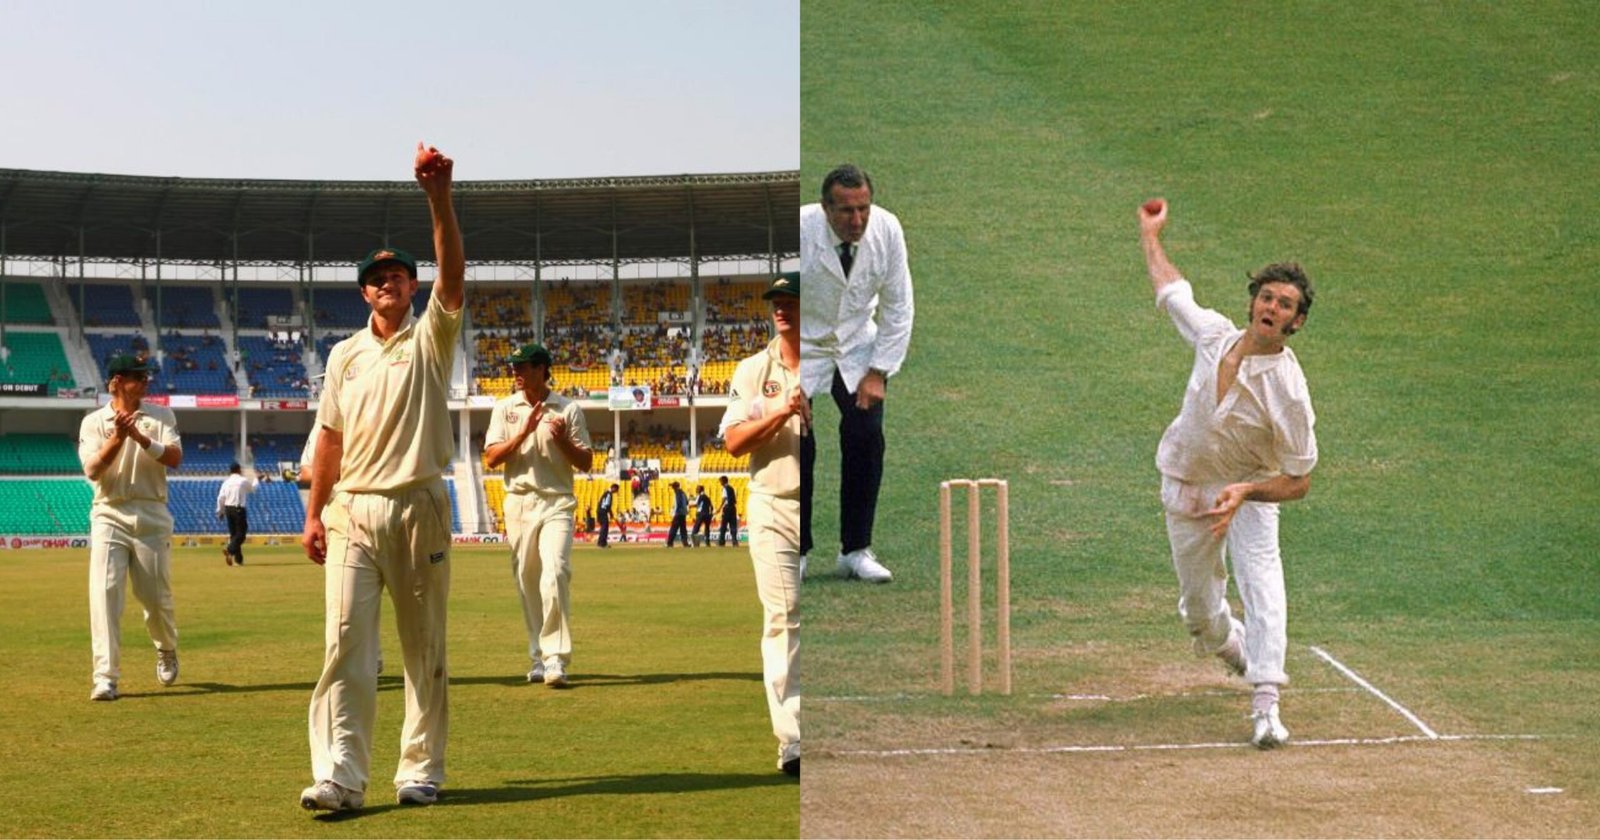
left=0, top=281, right=54, bottom=325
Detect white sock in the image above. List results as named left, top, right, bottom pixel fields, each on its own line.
left=1252, top=683, right=1280, bottom=714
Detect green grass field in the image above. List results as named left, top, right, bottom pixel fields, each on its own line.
left=800, top=1, right=1599, bottom=835
left=0, top=543, right=796, bottom=838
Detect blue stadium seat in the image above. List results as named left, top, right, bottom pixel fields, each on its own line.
left=235, top=335, right=310, bottom=398
left=233, top=287, right=296, bottom=329
left=166, top=478, right=305, bottom=534
left=145, top=286, right=220, bottom=329
left=69, top=283, right=142, bottom=327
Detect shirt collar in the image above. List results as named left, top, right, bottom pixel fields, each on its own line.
left=363, top=306, right=419, bottom=348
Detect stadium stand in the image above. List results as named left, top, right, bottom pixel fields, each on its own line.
left=0, top=434, right=80, bottom=475
left=85, top=332, right=235, bottom=394
left=166, top=478, right=305, bottom=534
left=0, top=280, right=55, bottom=324
left=470, top=288, right=533, bottom=329
left=235, top=335, right=310, bottom=397
left=145, top=285, right=220, bottom=329
left=306, top=287, right=373, bottom=329
left=180, top=434, right=240, bottom=474
left=68, top=283, right=142, bottom=327
left=249, top=434, right=308, bottom=472
left=1, top=332, right=77, bottom=393
left=0, top=479, right=91, bottom=534
left=232, top=286, right=296, bottom=329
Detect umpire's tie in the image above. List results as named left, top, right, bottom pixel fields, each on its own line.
left=838, top=242, right=854, bottom=277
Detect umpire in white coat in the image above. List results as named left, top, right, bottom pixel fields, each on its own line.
left=799, top=164, right=913, bottom=583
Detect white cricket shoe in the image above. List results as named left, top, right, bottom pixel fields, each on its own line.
left=1251, top=703, right=1290, bottom=749
left=90, top=681, right=118, bottom=702
left=396, top=781, right=439, bottom=806
left=300, top=780, right=364, bottom=811
left=543, top=659, right=568, bottom=688
left=156, top=649, right=179, bottom=686
left=526, top=660, right=545, bottom=683
left=837, top=547, right=892, bottom=582
left=1218, top=623, right=1247, bottom=677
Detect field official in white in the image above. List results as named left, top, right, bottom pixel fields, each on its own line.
left=799, top=164, right=913, bottom=583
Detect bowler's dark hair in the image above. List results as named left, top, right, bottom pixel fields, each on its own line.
left=821, top=164, right=873, bottom=204
left=1247, top=262, right=1314, bottom=334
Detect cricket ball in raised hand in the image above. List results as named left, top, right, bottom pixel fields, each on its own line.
left=1143, top=199, right=1164, bottom=216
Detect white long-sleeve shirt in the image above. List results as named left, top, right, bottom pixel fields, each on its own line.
left=798, top=202, right=914, bottom=397
left=216, top=473, right=258, bottom=513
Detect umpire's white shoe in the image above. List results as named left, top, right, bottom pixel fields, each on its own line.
left=90, top=681, right=118, bottom=702
left=396, top=781, right=439, bottom=806
left=526, top=660, right=545, bottom=683
left=300, top=780, right=364, bottom=811
left=156, top=649, right=179, bottom=686
left=838, top=548, right=892, bottom=582
left=1251, top=703, right=1290, bottom=749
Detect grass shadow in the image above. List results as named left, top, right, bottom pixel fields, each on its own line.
left=444, top=771, right=794, bottom=806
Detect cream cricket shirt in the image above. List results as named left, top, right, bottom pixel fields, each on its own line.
left=1155, top=279, right=1318, bottom=486
left=77, top=402, right=182, bottom=527
left=485, top=390, right=591, bottom=496
left=719, top=338, right=801, bottom=498
left=317, top=293, right=462, bottom=493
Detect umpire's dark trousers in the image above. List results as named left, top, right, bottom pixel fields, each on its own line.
left=224, top=506, right=249, bottom=563
left=800, top=368, right=885, bottom=557
left=598, top=513, right=611, bottom=548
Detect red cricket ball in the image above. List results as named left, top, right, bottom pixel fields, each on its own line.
left=1143, top=199, right=1164, bottom=216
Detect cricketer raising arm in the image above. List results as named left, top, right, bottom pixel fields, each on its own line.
left=298, top=143, right=465, bottom=812
left=1138, top=198, right=1318, bottom=749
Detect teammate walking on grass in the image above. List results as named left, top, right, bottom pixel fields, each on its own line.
left=721, top=272, right=807, bottom=776
left=1138, top=198, right=1318, bottom=749
left=77, top=354, right=184, bottom=702
left=799, top=164, right=913, bottom=583
left=484, top=342, right=593, bottom=689
left=299, top=143, right=464, bottom=812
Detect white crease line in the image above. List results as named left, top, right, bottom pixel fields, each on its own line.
left=1310, top=645, right=1439, bottom=739
left=813, top=687, right=1362, bottom=704
left=829, top=733, right=1542, bottom=758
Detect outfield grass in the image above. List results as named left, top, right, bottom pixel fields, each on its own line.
left=801, top=1, right=1599, bottom=835
left=0, top=543, right=796, bottom=838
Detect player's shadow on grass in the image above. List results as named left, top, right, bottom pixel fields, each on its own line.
left=446, top=771, right=794, bottom=806
left=447, top=671, right=761, bottom=691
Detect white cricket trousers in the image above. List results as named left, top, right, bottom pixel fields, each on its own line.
left=747, top=492, right=800, bottom=759
left=1161, top=476, right=1289, bottom=686
left=87, top=504, right=177, bottom=685
left=503, top=491, right=575, bottom=667
left=308, top=481, right=452, bottom=793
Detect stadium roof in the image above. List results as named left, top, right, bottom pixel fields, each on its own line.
left=0, top=168, right=798, bottom=268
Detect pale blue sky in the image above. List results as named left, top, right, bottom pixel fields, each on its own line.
left=0, top=0, right=797, bottom=181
